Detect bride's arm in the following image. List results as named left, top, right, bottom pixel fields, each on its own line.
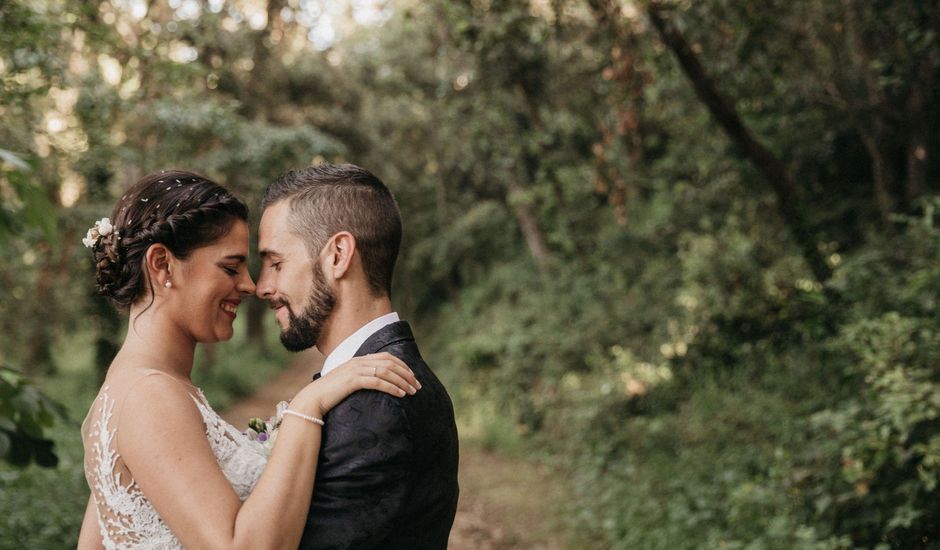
left=117, top=353, right=418, bottom=550
left=77, top=495, right=104, bottom=549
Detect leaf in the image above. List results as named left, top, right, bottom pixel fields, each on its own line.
left=32, top=438, right=58, bottom=468
left=5, top=432, right=31, bottom=467
left=0, top=365, right=24, bottom=386
left=4, top=169, right=56, bottom=243
left=0, top=416, right=15, bottom=432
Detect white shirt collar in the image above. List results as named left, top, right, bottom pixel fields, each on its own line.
left=320, top=312, right=401, bottom=377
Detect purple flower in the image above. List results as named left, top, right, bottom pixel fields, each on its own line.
left=257, top=432, right=268, bottom=443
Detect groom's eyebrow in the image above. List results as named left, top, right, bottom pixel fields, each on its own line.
left=222, top=254, right=247, bottom=262
left=259, top=249, right=280, bottom=259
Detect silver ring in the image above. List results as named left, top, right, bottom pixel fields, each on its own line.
left=372, top=366, right=377, bottom=377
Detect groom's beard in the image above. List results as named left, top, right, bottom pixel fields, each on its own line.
left=279, top=262, right=336, bottom=352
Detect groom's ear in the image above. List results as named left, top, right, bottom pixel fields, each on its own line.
left=325, top=231, right=357, bottom=281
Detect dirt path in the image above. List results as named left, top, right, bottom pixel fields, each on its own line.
left=221, top=352, right=568, bottom=550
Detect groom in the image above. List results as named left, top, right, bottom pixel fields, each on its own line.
left=256, top=163, right=459, bottom=549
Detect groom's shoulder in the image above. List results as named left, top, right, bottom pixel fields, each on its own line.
left=324, top=385, right=413, bottom=437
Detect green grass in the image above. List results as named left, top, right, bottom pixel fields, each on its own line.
left=0, top=316, right=289, bottom=549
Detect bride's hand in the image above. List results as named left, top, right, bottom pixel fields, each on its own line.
left=293, top=353, right=421, bottom=418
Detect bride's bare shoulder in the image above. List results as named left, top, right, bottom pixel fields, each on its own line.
left=112, top=371, right=208, bottom=458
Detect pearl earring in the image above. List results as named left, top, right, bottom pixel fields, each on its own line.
left=165, top=280, right=172, bottom=289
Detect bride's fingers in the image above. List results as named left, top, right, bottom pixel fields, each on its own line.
left=364, top=363, right=418, bottom=395
left=359, top=355, right=419, bottom=387
left=371, top=358, right=420, bottom=388
left=365, top=353, right=410, bottom=374
left=363, top=375, right=412, bottom=397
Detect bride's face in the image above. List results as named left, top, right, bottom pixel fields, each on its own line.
left=168, top=220, right=255, bottom=343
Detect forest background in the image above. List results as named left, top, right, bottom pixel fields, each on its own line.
left=1, top=0, right=939, bottom=548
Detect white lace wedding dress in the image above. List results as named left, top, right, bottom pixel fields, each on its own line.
left=81, top=374, right=269, bottom=549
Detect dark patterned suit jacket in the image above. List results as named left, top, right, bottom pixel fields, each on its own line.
left=298, top=321, right=459, bottom=550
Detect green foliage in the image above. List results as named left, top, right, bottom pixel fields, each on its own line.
left=803, top=214, right=940, bottom=546
left=0, top=366, right=64, bottom=468
left=0, top=348, right=92, bottom=549
left=0, top=150, right=56, bottom=245
left=812, top=313, right=940, bottom=547
left=0, top=417, right=88, bottom=550
left=1, top=0, right=939, bottom=546
left=0, top=151, right=64, bottom=470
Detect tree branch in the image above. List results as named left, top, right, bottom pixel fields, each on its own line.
left=647, top=2, right=833, bottom=285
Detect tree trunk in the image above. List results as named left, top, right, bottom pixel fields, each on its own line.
left=508, top=180, right=552, bottom=271
left=905, top=56, right=933, bottom=203
left=245, top=296, right=266, bottom=348
left=857, top=127, right=897, bottom=222
left=840, top=0, right=897, bottom=223
left=508, top=81, right=554, bottom=272
left=92, top=289, right=122, bottom=384
left=647, top=3, right=833, bottom=285
left=24, top=259, right=56, bottom=376
left=24, top=228, right=77, bottom=375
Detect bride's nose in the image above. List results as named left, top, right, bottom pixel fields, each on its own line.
left=237, top=271, right=256, bottom=295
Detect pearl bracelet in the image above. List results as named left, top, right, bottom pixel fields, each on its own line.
left=283, top=409, right=325, bottom=426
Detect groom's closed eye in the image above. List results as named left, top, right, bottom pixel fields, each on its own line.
left=259, top=249, right=284, bottom=270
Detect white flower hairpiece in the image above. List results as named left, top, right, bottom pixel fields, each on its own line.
left=82, top=217, right=116, bottom=248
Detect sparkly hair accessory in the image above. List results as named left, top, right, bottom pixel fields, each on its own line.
left=82, top=217, right=117, bottom=248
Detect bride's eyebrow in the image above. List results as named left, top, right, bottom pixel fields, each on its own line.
left=221, top=254, right=247, bottom=263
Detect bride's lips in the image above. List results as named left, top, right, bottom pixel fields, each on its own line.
left=220, top=300, right=240, bottom=320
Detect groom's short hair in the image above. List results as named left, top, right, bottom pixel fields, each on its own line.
left=262, top=163, right=402, bottom=297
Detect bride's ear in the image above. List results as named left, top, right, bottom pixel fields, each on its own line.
left=144, top=244, right=175, bottom=291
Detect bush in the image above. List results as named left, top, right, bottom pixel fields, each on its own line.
left=426, top=196, right=940, bottom=548
left=810, top=313, right=940, bottom=547
left=0, top=365, right=64, bottom=468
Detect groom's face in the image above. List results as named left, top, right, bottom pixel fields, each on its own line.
left=257, top=200, right=336, bottom=351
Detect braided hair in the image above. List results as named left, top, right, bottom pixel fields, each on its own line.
left=92, top=170, right=248, bottom=311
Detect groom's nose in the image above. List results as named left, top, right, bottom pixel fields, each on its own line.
left=255, top=269, right=275, bottom=300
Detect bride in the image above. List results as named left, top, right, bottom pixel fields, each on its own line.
left=77, top=170, right=420, bottom=549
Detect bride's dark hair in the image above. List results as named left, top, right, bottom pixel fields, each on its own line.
left=92, top=170, right=248, bottom=310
